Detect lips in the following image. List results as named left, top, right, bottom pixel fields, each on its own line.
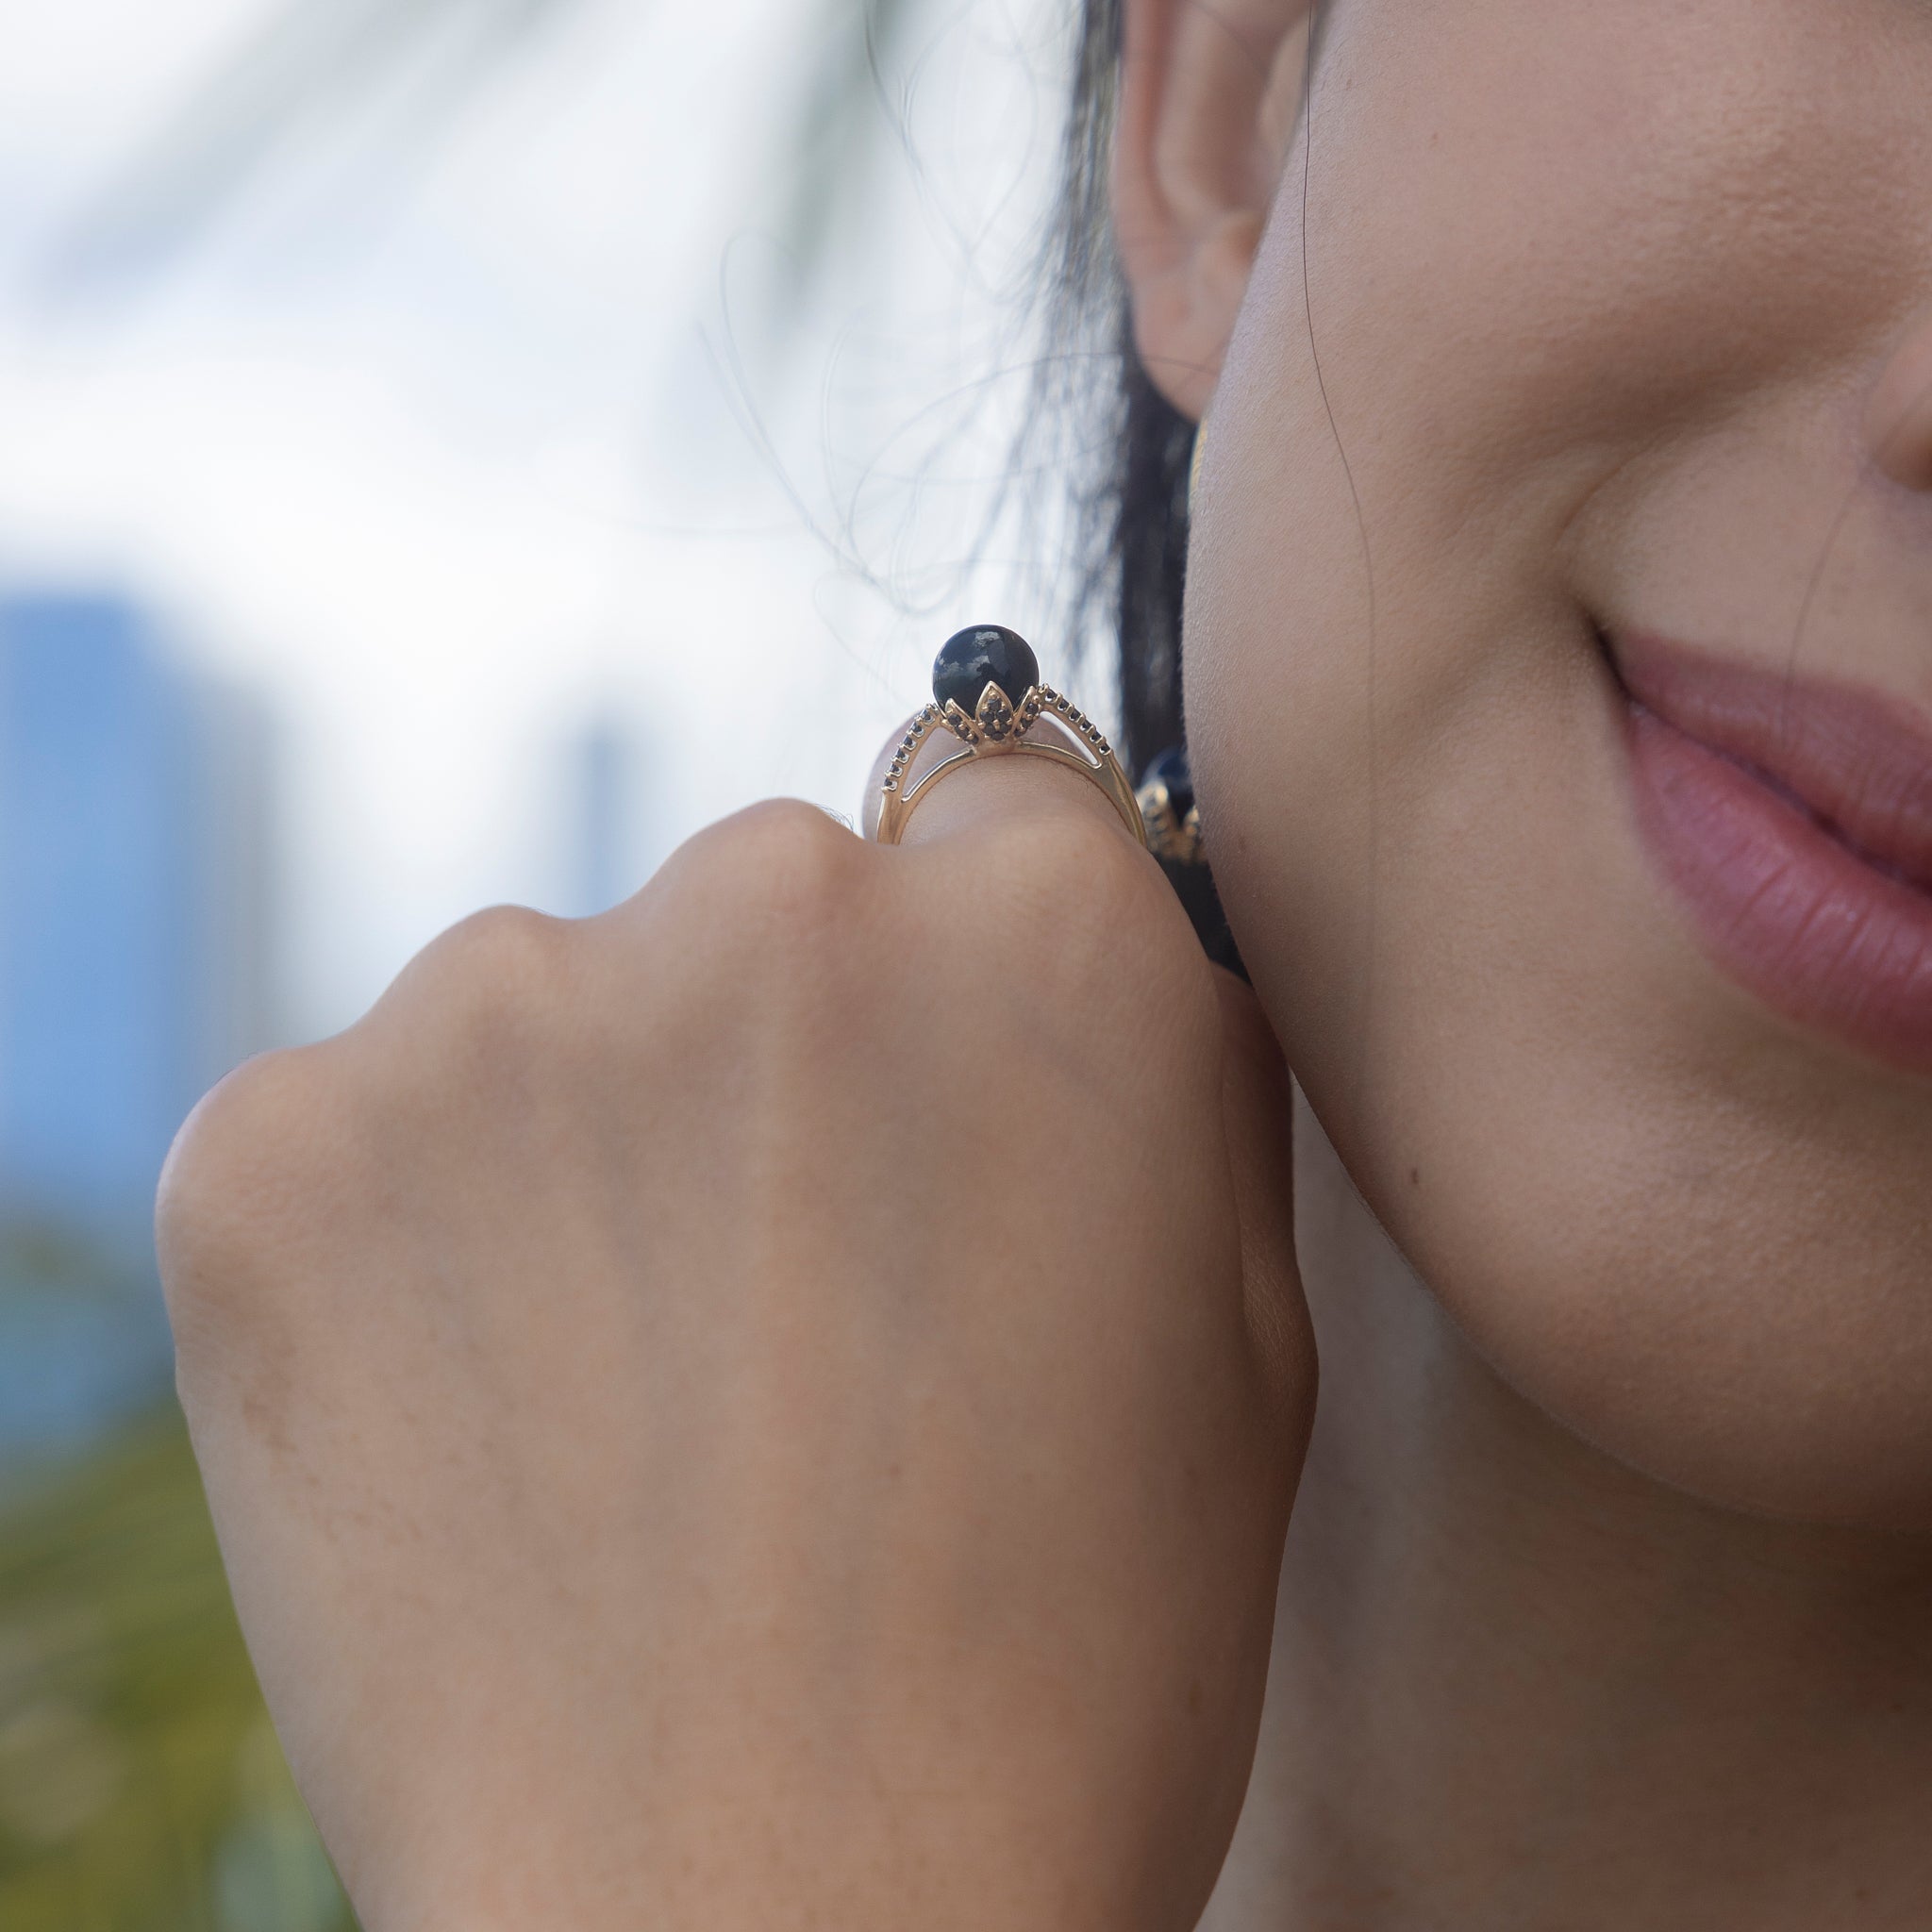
left=1610, top=629, right=1932, bottom=1076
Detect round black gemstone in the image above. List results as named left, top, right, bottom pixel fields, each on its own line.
left=1142, top=743, right=1194, bottom=817
left=933, top=625, right=1041, bottom=717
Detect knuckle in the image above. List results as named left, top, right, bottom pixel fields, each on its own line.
left=987, top=814, right=1191, bottom=958
left=387, top=904, right=581, bottom=1061
left=722, top=796, right=863, bottom=885
left=155, top=1045, right=343, bottom=1336
left=585, top=802, right=883, bottom=1074
left=681, top=798, right=874, bottom=951
left=160, top=907, right=591, bottom=1346
left=423, top=902, right=575, bottom=997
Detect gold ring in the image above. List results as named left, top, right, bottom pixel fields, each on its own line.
left=866, top=625, right=1147, bottom=848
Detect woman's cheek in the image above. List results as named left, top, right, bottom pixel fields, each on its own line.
left=1185, top=0, right=1932, bottom=1525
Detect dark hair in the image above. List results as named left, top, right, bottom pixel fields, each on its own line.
left=1036, top=0, right=1257, bottom=974
left=1036, top=0, right=1198, bottom=785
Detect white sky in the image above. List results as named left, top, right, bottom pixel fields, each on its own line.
left=0, top=0, right=1072, bottom=1041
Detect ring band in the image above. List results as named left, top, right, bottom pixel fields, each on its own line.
left=867, top=626, right=1147, bottom=849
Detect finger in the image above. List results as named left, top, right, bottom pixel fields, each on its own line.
left=1213, top=969, right=1317, bottom=1424
left=895, top=744, right=1142, bottom=850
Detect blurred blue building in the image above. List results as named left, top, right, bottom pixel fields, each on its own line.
left=0, top=591, right=275, bottom=1248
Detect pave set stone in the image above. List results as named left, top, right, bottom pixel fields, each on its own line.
left=880, top=704, right=940, bottom=793
left=1040, top=688, right=1110, bottom=758
left=935, top=682, right=1110, bottom=759
left=889, top=625, right=1113, bottom=800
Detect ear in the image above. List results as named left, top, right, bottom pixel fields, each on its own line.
left=1111, top=0, right=1315, bottom=422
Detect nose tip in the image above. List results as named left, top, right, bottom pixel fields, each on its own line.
left=1865, top=315, right=1932, bottom=492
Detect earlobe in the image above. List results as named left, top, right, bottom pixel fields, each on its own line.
left=1111, top=0, right=1314, bottom=422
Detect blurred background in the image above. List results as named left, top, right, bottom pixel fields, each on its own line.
left=0, top=0, right=1088, bottom=1918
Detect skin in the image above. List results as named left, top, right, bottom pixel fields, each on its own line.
left=1152, top=0, right=1932, bottom=1527
left=158, top=767, right=1313, bottom=1932
left=1117, top=0, right=1932, bottom=1919
left=157, top=0, right=1932, bottom=1925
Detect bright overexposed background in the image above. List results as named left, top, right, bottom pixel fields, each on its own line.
left=0, top=3, right=1091, bottom=1920
left=0, top=0, right=1078, bottom=1040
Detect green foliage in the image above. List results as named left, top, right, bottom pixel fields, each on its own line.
left=0, top=1408, right=354, bottom=1931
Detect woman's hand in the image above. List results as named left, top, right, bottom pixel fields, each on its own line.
left=157, top=754, right=1314, bottom=1932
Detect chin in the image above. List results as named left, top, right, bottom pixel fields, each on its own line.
left=1294, top=964, right=1932, bottom=1532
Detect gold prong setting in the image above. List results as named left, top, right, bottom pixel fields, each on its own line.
left=938, top=683, right=1114, bottom=762
left=871, top=625, right=1147, bottom=849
